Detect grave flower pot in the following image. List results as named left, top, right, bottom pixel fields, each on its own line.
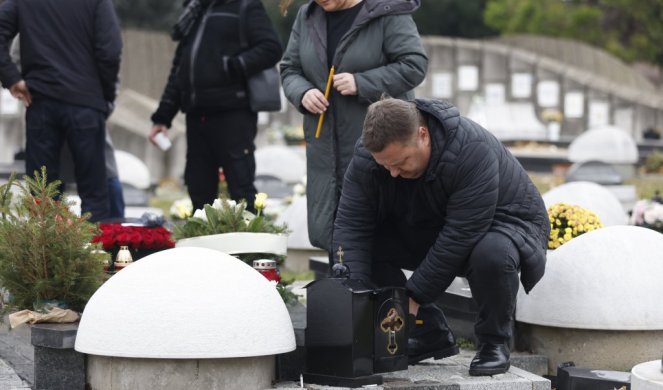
left=175, top=232, right=288, bottom=262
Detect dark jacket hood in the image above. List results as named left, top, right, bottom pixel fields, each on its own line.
left=305, top=0, right=421, bottom=19
left=414, top=99, right=461, bottom=181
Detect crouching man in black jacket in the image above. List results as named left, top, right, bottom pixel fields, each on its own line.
left=333, top=98, right=550, bottom=376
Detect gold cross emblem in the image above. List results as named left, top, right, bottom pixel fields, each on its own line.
left=380, top=308, right=404, bottom=355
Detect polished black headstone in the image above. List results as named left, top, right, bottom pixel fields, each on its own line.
left=303, top=275, right=408, bottom=387
left=556, top=361, right=630, bottom=390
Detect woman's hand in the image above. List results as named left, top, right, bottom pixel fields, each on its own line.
left=301, top=88, right=329, bottom=114
left=333, top=72, right=357, bottom=96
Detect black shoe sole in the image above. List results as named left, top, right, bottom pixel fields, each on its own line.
left=468, top=362, right=510, bottom=376
left=408, top=344, right=460, bottom=365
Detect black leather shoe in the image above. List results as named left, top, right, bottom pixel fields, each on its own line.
left=469, top=343, right=510, bottom=376
left=408, top=305, right=459, bottom=365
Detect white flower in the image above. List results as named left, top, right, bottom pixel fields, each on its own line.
left=644, top=203, right=663, bottom=225
left=293, top=183, right=305, bottom=196
left=630, top=200, right=648, bottom=225
left=170, top=198, right=193, bottom=219
left=211, top=198, right=224, bottom=210
left=255, top=192, right=268, bottom=210
left=192, top=208, right=207, bottom=221
left=211, top=198, right=238, bottom=210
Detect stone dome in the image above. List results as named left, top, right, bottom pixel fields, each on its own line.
left=568, top=125, right=638, bottom=164
left=517, top=226, right=663, bottom=330
left=542, top=181, right=628, bottom=226
left=75, top=247, right=295, bottom=358
left=276, top=196, right=314, bottom=250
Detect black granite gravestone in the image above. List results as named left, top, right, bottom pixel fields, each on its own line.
left=303, top=260, right=409, bottom=387
left=31, top=323, right=85, bottom=390
left=556, top=361, right=631, bottom=390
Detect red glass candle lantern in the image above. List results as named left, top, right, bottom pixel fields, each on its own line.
left=252, top=259, right=281, bottom=283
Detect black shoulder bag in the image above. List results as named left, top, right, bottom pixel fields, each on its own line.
left=238, top=0, right=282, bottom=112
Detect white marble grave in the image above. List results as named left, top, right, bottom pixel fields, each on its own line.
left=466, top=97, right=547, bottom=140
left=115, top=150, right=151, bottom=190
left=255, top=145, right=306, bottom=184
left=276, top=195, right=312, bottom=251
left=568, top=125, right=638, bottom=164
left=275, top=195, right=325, bottom=272
left=75, top=247, right=295, bottom=390
left=631, top=360, right=663, bottom=390
left=542, top=181, right=628, bottom=226
left=517, top=226, right=663, bottom=372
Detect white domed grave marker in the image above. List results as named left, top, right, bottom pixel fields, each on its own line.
left=542, top=181, right=628, bottom=226
left=516, top=226, right=663, bottom=372
left=75, top=247, right=295, bottom=390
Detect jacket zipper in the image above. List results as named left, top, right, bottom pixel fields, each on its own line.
left=189, top=3, right=218, bottom=107
left=189, top=10, right=238, bottom=107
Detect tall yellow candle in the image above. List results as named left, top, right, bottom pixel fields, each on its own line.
left=315, top=65, right=335, bottom=139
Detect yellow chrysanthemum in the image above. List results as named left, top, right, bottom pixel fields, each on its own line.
left=547, top=202, right=603, bottom=249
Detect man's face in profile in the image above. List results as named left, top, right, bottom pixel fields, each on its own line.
left=371, top=126, right=431, bottom=179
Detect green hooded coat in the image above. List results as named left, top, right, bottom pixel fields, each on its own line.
left=280, top=0, right=428, bottom=250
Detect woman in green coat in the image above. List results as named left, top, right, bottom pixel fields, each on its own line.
left=280, top=0, right=427, bottom=253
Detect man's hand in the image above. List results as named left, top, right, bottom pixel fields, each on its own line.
left=301, top=88, right=328, bottom=114
left=409, top=297, right=420, bottom=316
left=333, top=72, right=357, bottom=96
left=9, top=80, right=32, bottom=107
left=148, top=124, right=168, bottom=146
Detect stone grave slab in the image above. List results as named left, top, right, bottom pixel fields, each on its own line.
left=273, top=350, right=550, bottom=389
left=565, top=160, right=622, bottom=185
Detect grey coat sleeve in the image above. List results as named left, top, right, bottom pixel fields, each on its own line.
left=280, top=7, right=316, bottom=115
left=354, top=14, right=427, bottom=104
left=405, top=140, right=499, bottom=304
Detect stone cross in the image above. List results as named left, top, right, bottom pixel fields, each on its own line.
left=336, top=246, right=345, bottom=263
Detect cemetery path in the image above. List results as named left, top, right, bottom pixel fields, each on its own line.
left=0, top=318, right=32, bottom=389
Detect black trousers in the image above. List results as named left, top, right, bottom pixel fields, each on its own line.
left=371, top=231, right=520, bottom=344
left=184, top=109, right=258, bottom=212
left=25, top=98, right=109, bottom=222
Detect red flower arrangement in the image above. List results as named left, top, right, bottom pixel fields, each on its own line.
left=92, top=224, right=175, bottom=251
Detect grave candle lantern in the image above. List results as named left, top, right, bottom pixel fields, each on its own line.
left=252, top=259, right=281, bottom=283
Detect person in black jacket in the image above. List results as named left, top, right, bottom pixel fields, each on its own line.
left=333, top=98, right=550, bottom=375
left=0, top=0, right=122, bottom=222
left=149, top=0, right=282, bottom=212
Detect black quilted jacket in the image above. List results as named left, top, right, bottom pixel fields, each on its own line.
left=151, top=0, right=282, bottom=127
left=332, top=99, right=550, bottom=304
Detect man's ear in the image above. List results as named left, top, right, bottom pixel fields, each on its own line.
left=418, top=126, right=429, bottom=143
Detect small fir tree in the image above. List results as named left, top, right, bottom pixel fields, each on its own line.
left=0, top=168, right=107, bottom=312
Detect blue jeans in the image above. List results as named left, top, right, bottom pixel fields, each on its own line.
left=25, top=98, right=109, bottom=222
